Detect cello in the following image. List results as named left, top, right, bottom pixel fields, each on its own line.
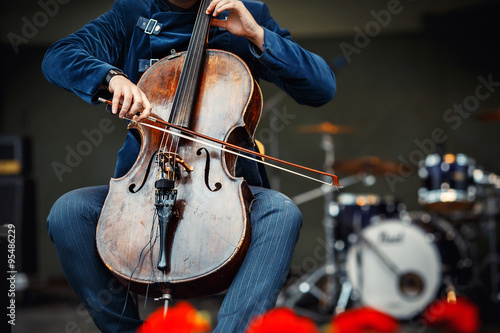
left=96, top=0, right=339, bottom=302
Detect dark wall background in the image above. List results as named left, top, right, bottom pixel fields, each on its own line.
left=1, top=0, right=500, bottom=283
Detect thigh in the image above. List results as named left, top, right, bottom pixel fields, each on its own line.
left=47, top=185, right=109, bottom=241
left=46, top=185, right=142, bottom=332
left=214, top=186, right=303, bottom=333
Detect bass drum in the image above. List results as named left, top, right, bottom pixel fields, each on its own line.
left=346, top=212, right=471, bottom=319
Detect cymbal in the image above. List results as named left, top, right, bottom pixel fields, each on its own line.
left=333, top=156, right=400, bottom=175
left=475, top=108, right=500, bottom=122
left=294, top=121, right=357, bottom=135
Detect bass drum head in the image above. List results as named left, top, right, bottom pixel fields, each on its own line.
left=346, top=219, right=441, bottom=319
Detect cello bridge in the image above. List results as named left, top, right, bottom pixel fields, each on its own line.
left=159, top=152, right=193, bottom=173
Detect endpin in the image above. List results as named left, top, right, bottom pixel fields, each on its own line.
left=154, top=293, right=173, bottom=318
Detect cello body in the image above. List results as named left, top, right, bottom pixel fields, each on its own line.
left=96, top=49, right=262, bottom=298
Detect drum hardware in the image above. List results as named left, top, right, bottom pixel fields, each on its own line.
left=278, top=121, right=404, bottom=317
left=278, top=123, right=359, bottom=317
left=474, top=168, right=500, bottom=188
left=444, top=278, right=458, bottom=304
left=290, top=121, right=360, bottom=206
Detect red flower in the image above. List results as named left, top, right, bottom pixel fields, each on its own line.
left=245, top=308, right=319, bottom=333
left=327, top=307, right=399, bottom=333
left=421, top=297, right=480, bottom=333
left=138, top=301, right=211, bottom=333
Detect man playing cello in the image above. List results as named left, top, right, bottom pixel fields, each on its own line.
left=43, top=0, right=336, bottom=331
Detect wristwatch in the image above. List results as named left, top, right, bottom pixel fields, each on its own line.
left=101, top=69, right=128, bottom=90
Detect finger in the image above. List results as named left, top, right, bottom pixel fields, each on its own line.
left=137, top=92, right=152, bottom=121
left=213, top=1, right=234, bottom=17
left=208, top=0, right=234, bottom=17
left=111, top=87, right=122, bottom=115
left=210, top=18, right=227, bottom=30
left=206, top=0, right=220, bottom=15
left=127, top=90, right=146, bottom=119
left=118, top=89, right=133, bottom=119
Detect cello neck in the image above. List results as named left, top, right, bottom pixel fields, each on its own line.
left=169, top=0, right=212, bottom=128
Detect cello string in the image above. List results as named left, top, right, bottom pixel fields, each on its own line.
left=166, top=16, right=200, bottom=174
left=168, top=0, right=211, bottom=179
left=162, top=12, right=201, bottom=176
left=137, top=120, right=341, bottom=188
left=171, top=0, right=206, bottom=127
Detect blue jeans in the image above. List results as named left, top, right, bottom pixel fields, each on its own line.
left=47, top=185, right=302, bottom=332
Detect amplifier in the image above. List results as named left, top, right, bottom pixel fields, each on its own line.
left=0, top=135, right=31, bottom=175
left=0, top=176, right=37, bottom=274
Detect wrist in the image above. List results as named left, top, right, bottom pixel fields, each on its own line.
left=249, top=26, right=264, bottom=52
left=100, top=69, right=128, bottom=90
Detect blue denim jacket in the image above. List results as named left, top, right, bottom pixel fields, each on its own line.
left=42, top=0, right=336, bottom=186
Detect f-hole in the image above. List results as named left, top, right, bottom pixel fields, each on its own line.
left=197, top=148, right=222, bottom=192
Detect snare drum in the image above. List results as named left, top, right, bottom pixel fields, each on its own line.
left=418, top=153, right=476, bottom=213
left=346, top=212, right=471, bottom=319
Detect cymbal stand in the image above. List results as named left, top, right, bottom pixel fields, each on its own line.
left=278, top=133, right=358, bottom=316
left=322, top=133, right=338, bottom=309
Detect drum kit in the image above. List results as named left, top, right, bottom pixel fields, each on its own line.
left=277, top=119, right=500, bottom=322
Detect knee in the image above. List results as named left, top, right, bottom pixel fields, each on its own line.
left=276, top=194, right=303, bottom=235
left=46, top=186, right=107, bottom=242
left=253, top=189, right=303, bottom=238
left=281, top=196, right=303, bottom=239
left=46, top=189, right=81, bottom=242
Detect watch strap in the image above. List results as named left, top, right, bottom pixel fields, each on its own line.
left=102, top=69, right=128, bottom=90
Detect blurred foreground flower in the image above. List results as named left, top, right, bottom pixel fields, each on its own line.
left=327, top=307, right=399, bottom=333
left=422, top=297, right=480, bottom=333
left=245, top=307, right=319, bottom=333
left=138, top=301, right=211, bottom=333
